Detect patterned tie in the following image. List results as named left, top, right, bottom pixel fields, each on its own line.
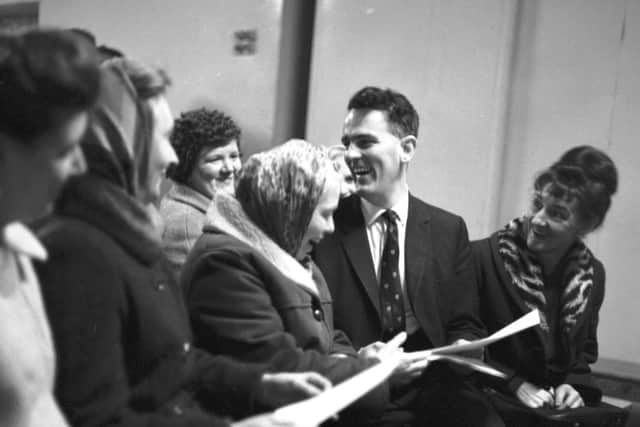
left=379, top=209, right=406, bottom=340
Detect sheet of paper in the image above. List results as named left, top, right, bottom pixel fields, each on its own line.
left=272, top=333, right=405, bottom=425
left=427, top=354, right=507, bottom=378
left=272, top=357, right=398, bottom=425
left=405, top=309, right=541, bottom=361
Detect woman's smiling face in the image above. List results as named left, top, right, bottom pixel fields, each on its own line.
left=526, top=184, right=586, bottom=259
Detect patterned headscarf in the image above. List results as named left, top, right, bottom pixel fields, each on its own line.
left=235, top=139, right=338, bottom=258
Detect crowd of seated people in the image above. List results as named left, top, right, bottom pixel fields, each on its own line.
left=0, top=26, right=620, bottom=427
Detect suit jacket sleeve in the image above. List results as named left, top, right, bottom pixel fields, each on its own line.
left=186, top=246, right=389, bottom=413
left=444, top=216, right=486, bottom=343
left=36, top=229, right=247, bottom=427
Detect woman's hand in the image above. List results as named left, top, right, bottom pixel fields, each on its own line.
left=255, top=372, right=332, bottom=408
left=553, top=384, right=584, bottom=409
left=515, top=381, right=555, bottom=408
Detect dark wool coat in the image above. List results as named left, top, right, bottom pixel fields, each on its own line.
left=472, top=233, right=605, bottom=405
left=35, top=176, right=266, bottom=427
left=181, top=193, right=390, bottom=417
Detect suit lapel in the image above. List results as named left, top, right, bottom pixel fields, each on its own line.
left=336, top=196, right=381, bottom=318
left=405, top=196, right=430, bottom=303
left=404, top=196, right=440, bottom=339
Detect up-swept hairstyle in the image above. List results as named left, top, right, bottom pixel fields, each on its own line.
left=534, top=145, right=618, bottom=230
left=235, top=139, right=334, bottom=257
left=0, top=28, right=101, bottom=143
left=167, top=108, right=241, bottom=185
left=347, top=86, right=419, bottom=138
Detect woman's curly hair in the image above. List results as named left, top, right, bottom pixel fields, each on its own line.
left=167, top=108, right=241, bottom=184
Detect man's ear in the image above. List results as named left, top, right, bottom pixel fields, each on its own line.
left=400, top=135, right=416, bottom=163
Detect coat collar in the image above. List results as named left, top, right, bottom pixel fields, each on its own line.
left=205, top=192, right=319, bottom=295
left=53, top=175, right=163, bottom=265
left=2, top=222, right=47, bottom=261
left=164, top=181, right=211, bottom=214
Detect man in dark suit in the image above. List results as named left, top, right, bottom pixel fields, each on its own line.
left=314, top=86, right=503, bottom=426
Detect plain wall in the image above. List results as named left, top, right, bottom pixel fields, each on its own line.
left=307, top=0, right=517, bottom=238
left=37, top=0, right=287, bottom=157
left=500, top=0, right=640, bottom=363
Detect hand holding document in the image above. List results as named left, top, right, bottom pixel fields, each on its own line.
left=271, top=332, right=406, bottom=426
left=403, top=310, right=541, bottom=377
left=270, top=311, right=540, bottom=425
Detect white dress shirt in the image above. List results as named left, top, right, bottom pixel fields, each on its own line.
left=360, top=193, right=419, bottom=335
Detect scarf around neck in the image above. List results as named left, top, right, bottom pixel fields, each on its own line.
left=497, top=217, right=595, bottom=335
left=204, top=192, right=319, bottom=295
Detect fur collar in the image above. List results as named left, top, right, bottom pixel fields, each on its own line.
left=497, top=217, right=594, bottom=335
left=205, top=192, right=318, bottom=295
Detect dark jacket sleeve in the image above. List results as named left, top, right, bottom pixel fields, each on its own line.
left=471, top=237, right=524, bottom=393
left=444, top=215, right=486, bottom=343
left=565, top=260, right=605, bottom=404
left=185, top=246, right=389, bottom=413
left=36, top=228, right=239, bottom=427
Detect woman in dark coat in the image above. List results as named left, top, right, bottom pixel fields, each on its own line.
left=35, top=59, right=329, bottom=427
left=182, top=140, right=393, bottom=422
left=472, top=146, right=618, bottom=425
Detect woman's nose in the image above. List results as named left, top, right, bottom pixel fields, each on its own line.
left=221, top=157, right=233, bottom=172
left=531, top=209, right=548, bottom=226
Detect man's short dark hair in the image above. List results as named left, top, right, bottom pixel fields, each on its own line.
left=347, top=86, right=419, bottom=138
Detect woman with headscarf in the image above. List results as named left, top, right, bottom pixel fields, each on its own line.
left=0, top=28, right=100, bottom=427
left=472, top=146, right=618, bottom=426
left=35, top=58, right=329, bottom=427
left=182, top=139, right=394, bottom=423
left=160, top=108, right=242, bottom=280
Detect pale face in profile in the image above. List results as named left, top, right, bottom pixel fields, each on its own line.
left=0, top=111, right=89, bottom=222
left=296, top=173, right=341, bottom=260
left=143, top=96, right=178, bottom=205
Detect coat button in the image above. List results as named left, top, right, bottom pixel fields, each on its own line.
left=172, top=404, right=183, bottom=415
left=183, top=342, right=191, bottom=353
left=155, top=283, right=166, bottom=291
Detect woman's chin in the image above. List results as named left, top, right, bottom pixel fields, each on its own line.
left=213, top=180, right=235, bottom=195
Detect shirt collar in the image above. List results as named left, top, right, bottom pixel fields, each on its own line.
left=360, top=191, right=409, bottom=227
left=2, top=222, right=48, bottom=261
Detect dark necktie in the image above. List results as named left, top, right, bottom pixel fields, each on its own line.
left=379, top=209, right=406, bottom=340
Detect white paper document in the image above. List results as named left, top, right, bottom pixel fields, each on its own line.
left=271, top=310, right=540, bottom=425
left=272, top=357, right=398, bottom=425
left=405, top=309, right=541, bottom=361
